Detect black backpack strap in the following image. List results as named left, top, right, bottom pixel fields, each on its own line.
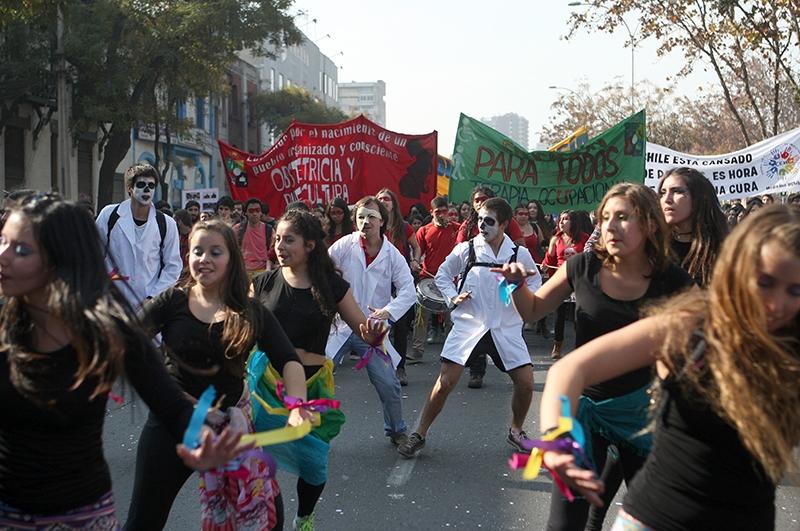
left=456, top=241, right=520, bottom=293
left=457, top=239, right=477, bottom=293
left=155, top=210, right=167, bottom=276
left=105, top=205, right=121, bottom=257
left=264, top=220, right=273, bottom=244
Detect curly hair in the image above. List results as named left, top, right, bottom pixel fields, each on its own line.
left=278, top=210, right=342, bottom=319
left=593, top=183, right=672, bottom=277
left=650, top=205, right=800, bottom=483
left=658, top=167, right=728, bottom=286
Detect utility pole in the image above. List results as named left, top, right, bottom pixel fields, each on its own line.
left=56, top=3, right=73, bottom=198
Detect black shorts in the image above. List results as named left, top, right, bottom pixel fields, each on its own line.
left=441, top=332, right=530, bottom=373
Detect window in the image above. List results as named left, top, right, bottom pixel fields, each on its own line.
left=177, top=100, right=187, bottom=119
left=231, top=86, right=239, bottom=118
left=3, top=126, right=24, bottom=191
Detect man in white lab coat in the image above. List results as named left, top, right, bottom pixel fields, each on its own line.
left=326, top=195, right=416, bottom=445
left=95, top=163, right=182, bottom=308
left=398, top=198, right=541, bottom=458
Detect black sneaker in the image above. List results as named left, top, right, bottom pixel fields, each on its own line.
left=398, top=432, right=425, bottom=458
left=507, top=428, right=532, bottom=452
left=467, top=374, right=483, bottom=389
left=390, top=431, right=408, bottom=447
left=396, top=368, right=408, bottom=386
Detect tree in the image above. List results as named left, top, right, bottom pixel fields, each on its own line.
left=565, top=0, right=799, bottom=146
left=540, top=79, right=761, bottom=154
left=1, top=0, right=302, bottom=207
left=251, top=86, right=350, bottom=138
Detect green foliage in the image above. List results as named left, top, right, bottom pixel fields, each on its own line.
left=251, top=86, right=349, bottom=136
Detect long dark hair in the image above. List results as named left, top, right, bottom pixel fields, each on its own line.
left=376, top=188, right=406, bottom=247
left=325, top=197, right=353, bottom=240
left=279, top=210, right=341, bottom=319
left=0, top=194, right=147, bottom=405
left=462, top=185, right=495, bottom=240
left=658, top=167, right=728, bottom=285
left=182, top=219, right=255, bottom=370
left=528, top=199, right=552, bottom=241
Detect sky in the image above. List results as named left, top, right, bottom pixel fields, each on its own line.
left=293, top=0, right=713, bottom=156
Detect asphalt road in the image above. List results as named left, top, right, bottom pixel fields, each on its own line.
left=103, top=323, right=800, bottom=530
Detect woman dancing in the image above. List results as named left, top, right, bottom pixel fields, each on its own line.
left=498, top=183, right=693, bottom=531
left=251, top=210, right=384, bottom=530
left=125, top=219, right=308, bottom=530
left=535, top=204, right=800, bottom=530
left=0, top=194, right=239, bottom=528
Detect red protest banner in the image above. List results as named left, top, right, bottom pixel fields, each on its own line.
left=219, top=115, right=437, bottom=216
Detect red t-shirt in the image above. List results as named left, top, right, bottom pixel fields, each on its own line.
left=359, top=234, right=378, bottom=266
left=416, top=221, right=460, bottom=278
left=543, top=231, right=590, bottom=270
left=456, top=217, right=524, bottom=244
left=523, top=231, right=542, bottom=263
left=386, top=222, right=414, bottom=259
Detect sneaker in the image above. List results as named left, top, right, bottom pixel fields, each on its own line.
left=507, top=428, right=532, bottom=453
left=293, top=513, right=315, bottom=531
left=390, top=431, right=408, bottom=447
left=349, top=351, right=361, bottom=361
left=426, top=330, right=436, bottom=344
left=467, top=374, right=483, bottom=389
left=407, top=349, right=423, bottom=364
left=398, top=432, right=426, bottom=458
left=396, top=367, right=408, bottom=386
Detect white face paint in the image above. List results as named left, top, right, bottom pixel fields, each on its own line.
left=478, top=207, right=501, bottom=241
left=356, top=206, right=382, bottom=233
left=131, top=178, right=157, bottom=206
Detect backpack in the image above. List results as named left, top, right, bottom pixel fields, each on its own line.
left=237, top=219, right=273, bottom=247
left=456, top=239, right=519, bottom=294
left=106, top=205, right=168, bottom=276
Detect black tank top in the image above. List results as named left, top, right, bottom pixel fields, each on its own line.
left=624, top=370, right=775, bottom=530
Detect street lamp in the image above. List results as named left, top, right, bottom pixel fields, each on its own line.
left=568, top=2, right=639, bottom=112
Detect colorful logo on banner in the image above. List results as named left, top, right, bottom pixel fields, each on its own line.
left=645, top=126, right=800, bottom=199
left=218, top=116, right=437, bottom=216
left=449, top=112, right=646, bottom=214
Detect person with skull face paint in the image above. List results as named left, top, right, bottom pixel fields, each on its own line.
left=398, top=198, right=542, bottom=459
left=95, top=163, right=182, bottom=308
left=326, top=196, right=415, bottom=446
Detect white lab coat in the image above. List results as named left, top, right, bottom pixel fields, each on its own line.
left=435, top=234, right=541, bottom=370
left=325, top=232, right=416, bottom=368
left=96, top=199, right=182, bottom=307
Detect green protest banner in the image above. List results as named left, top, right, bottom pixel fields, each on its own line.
left=450, top=111, right=646, bottom=214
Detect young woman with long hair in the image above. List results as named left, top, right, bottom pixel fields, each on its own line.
left=515, top=202, right=542, bottom=263
left=124, top=219, right=308, bottom=531
left=658, top=166, right=728, bottom=286
left=534, top=204, right=800, bottom=530
left=542, top=210, right=591, bottom=359
left=497, top=183, right=693, bottom=531
left=324, top=197, right=353, bottom=246
left=528, top=199, right=552, bottom=245
left=251, top=210, right=385, bottom=530
left=0, top=194, right=238, bottom=528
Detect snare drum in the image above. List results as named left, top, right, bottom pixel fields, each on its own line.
left=416, top=278, right=449, bottom=314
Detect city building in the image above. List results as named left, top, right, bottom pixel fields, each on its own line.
left=481, top=113, right=530, bottom=150
left=338, top=81, right=386, bottom=127
left=240, top=31, right=342, bottom=151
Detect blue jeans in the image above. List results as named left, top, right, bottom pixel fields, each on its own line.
left=333, top=333, right=407, bottom=437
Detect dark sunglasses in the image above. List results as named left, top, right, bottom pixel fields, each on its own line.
left=134, top=181, right=157, bottom=191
